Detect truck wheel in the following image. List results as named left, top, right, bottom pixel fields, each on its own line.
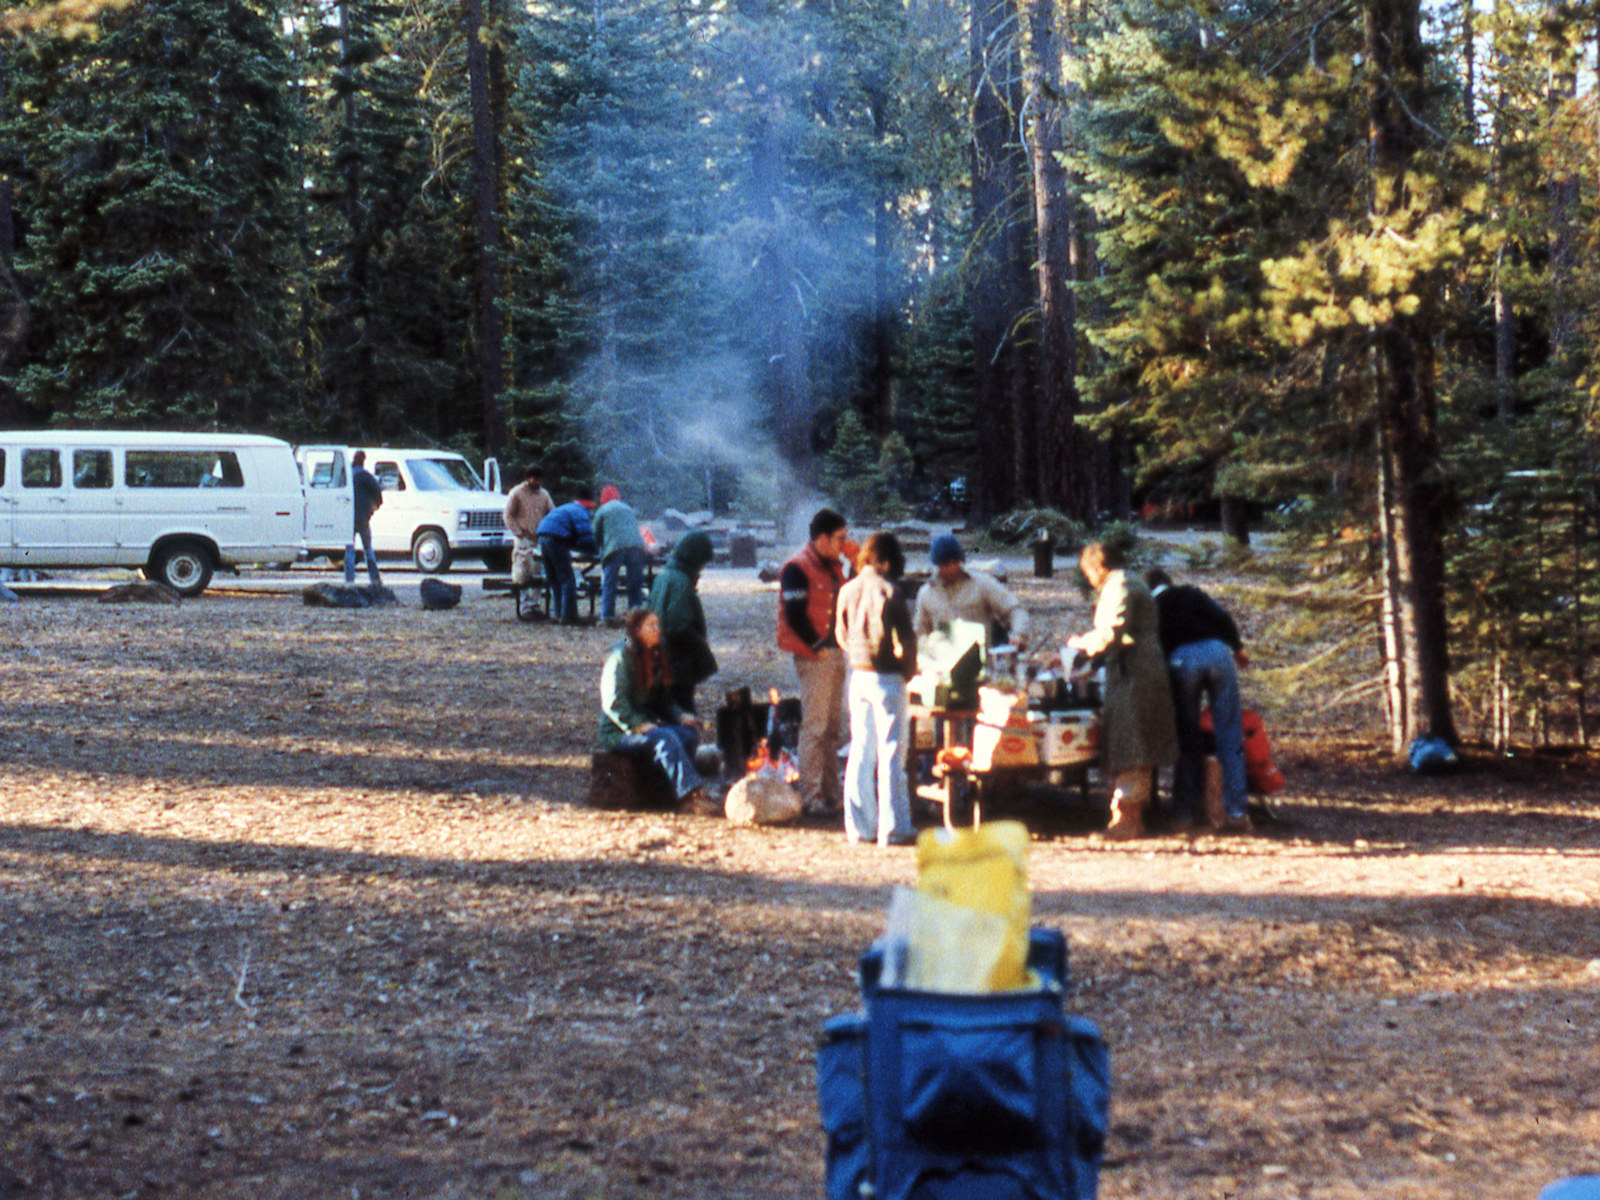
left=150, top=541, right=214, bottom=597
left=412, top=530, right=452, bottom=574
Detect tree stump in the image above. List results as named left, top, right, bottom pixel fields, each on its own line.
left=586, top=750, right=675, bottom=810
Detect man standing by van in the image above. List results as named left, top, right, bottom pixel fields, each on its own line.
left=504, top=463, right=554, bottom=586
left=346, top=450, right=383, bottom=587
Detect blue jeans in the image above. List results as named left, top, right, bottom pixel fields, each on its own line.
left=844, top=670, right=913, bottom=845
left=619, top=723, right=702, bottom=799
left=1169, top=639, right=1248, bottom=821
left=540, top=535, right=577, bottom=621
left=345, top=522, right=381, bottom=586
left=601, top=545, right=646, bottom=620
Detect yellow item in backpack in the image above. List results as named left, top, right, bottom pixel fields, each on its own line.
left=907, top=821, right=1031, bottom=992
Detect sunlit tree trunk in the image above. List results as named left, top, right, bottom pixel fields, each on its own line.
left=1366, top=0, right=1457, bottom=753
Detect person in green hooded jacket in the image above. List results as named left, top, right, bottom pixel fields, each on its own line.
left=649, top=531, right=718, bottom=713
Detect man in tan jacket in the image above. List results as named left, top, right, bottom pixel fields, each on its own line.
left=503, top=464, right=554, bottom=585
left=914, top=534, right=1031, bottom=648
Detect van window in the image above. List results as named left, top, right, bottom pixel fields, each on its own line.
left=125, top=450, right=245, bottom=489
left=73, top=449, right=113, bottom=489
left=374, top=461, right=404, bottom=491
left=22, top=449, right=61, bottom=488
left=302, top=450, right=347, bottom=489
left=408, top=457, right=482, bottom=491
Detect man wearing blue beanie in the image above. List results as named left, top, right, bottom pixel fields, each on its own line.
left=914, top=534, right=1031, bottom=648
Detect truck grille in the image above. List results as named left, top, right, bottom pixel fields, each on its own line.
left=463, top=510, right=506, bottom=531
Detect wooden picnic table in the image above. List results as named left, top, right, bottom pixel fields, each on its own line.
left=910, top=702, right=1095, bottom=829
left=482, top=554, right=660, bottom=622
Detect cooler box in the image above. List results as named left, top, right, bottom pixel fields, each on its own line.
left=1036, top=710, right=1100, bottom=767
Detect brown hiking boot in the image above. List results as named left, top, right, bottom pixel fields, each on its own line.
left=1102, top=799, right=1146, bottom=841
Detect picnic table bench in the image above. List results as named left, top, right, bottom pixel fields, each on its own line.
left=482, top=554, right=659, bottom=622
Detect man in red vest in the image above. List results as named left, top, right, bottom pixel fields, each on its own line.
left=777, top=508, right=851, bottom=815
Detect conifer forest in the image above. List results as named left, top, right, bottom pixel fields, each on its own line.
left=5, top=0, right=1600, bottom=751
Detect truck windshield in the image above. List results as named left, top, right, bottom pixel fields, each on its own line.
left=408, top=458, right=484, bottom=492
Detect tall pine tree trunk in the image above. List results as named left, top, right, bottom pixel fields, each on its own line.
left=970, top=0, right=1028, bottom=518
left=1546, top=0, right=1578, bottom=364
left=869, top=81, right=895, bottom=437
left=1366, top=0, right=1458, bottom=753
left=337, top=0, right=376, bottom=434
left=751, top=112, right=811, bottom=478
left=1020, top=0, right=1087, bottom=520
left=465, top=0, right=507, bottom=460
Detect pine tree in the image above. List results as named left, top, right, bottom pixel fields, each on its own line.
left=2, top=0, right=300, bottom=429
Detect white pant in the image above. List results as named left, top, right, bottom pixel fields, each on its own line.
left=843, top=670, right=913, bottom=845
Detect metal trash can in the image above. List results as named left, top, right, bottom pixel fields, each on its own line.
left=729, top=532, right=757, bottom=568
left=1032, top=530, right=1054, bottom=578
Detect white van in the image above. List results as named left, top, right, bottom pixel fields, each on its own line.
left=298, top=446, right=511, bottom=573
left=0, top=431, right=350, bottom=596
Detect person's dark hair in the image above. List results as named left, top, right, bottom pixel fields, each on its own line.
left=525, top=463, right=543, bottom=480
left=1145, top=568, right=1172, bottom=589
left=574, top=483, right=595, bottom=503
left=352, top=450, right=366, bottom=468
left=809, top=508, right=847, bottom=540
left=862, top=531, right=905, bottom=580
left=1082, top=539, right=1125, bottom=570
left=624, top=607, right=671, bottom=692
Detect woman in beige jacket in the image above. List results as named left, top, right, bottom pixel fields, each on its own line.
left=1067, top=540, right=1179, bottom=839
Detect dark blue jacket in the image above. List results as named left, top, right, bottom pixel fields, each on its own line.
left=353, top=467, right=383, bottom=529
left=537, top=501, right=597, bottom=554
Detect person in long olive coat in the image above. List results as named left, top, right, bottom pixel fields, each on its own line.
left=648, top=531, right=718, bottom=713
left=1067, top=540, right=1178, bottom=840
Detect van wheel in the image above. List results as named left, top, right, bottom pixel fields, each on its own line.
left=150, top=541, right=214, bottom=597
left=413, top=530, right=452, bottom=574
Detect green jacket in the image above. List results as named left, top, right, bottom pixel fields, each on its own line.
left=648, top=532, right=717, bottom=686
left=598, top=639, right=687, bottom=750
left=592, top=499, right=646, bottom=562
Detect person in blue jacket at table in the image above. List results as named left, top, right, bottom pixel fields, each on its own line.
left=537, top=486, right=597, bottom=623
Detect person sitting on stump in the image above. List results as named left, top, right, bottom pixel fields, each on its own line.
left=598, top=608, right=711, bottom=812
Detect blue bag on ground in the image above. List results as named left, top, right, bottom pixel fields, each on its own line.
left=818, top=927, right=1110, bottom=1200
left=1408, top=734, right=1459, bottom=775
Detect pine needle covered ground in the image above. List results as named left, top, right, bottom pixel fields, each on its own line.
left=0, top=554, right=1595, bottom=1199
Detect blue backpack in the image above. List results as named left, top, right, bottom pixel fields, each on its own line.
left=818, top=928, right=1111, bottom=1200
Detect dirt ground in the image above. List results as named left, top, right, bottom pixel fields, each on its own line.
left=1, top=557, right=1597, bottom=1200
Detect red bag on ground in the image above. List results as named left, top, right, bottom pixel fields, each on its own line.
left=1199, top=707, right=1286, bottom=794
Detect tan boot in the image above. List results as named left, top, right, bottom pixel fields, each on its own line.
left=1104, top=770, right=1150, bottom=840
left=1103, top=800, right=1145, bottom=841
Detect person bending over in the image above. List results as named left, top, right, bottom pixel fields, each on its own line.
left=1146, top=568, right=1253, bottom=835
